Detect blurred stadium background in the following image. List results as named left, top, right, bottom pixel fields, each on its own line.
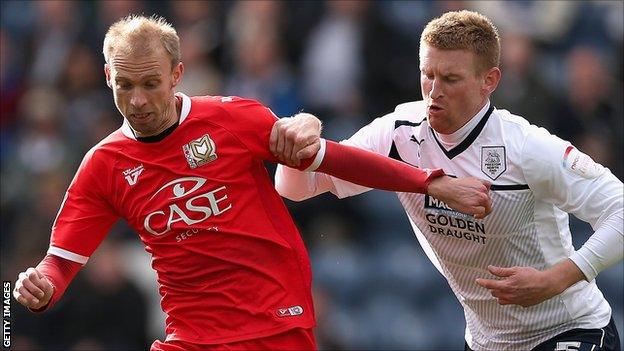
left=1, top=0, right=622, bottom=350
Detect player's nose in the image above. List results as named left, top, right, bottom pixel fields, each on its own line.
left=130, top=89, right=148, bottom=109
left=430, top=79, right=443, bottom=99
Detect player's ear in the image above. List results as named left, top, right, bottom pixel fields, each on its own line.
left=104, top=64, right=112, bottom=89
left=171, top=62, right=184, bottom=88
left=483, top=67, right=501, bottom=95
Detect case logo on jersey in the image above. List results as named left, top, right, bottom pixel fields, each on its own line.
left=276, top=305, right=303, bottom=317
left=183, top=134, right=217, bottom=169
left=143, top=177, right=232, bottom=236
left=123, top=164, right=144, bottom=186
left=481, top=146, right=506, bottom=180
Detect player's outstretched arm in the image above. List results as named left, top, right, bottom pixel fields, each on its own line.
left=292, top=139, right=492, bottom=219
left=271, top=114, right=492, bottom=217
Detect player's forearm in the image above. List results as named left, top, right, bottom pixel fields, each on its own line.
left=298, top=139, right=444, bottom=194
left=544, top=259, right=586, bottom=296
left=275, top=165, right=331, bottom=201
left=31, top=254, right=81, bottom=312
left=569, top=209, right=624, bottom=282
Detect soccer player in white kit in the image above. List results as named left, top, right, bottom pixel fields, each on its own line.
left=271, top=10, right=623, bottom=351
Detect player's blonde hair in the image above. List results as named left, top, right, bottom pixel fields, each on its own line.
left=103, top=14, right=181, bottom=69
left=421, top=10, right=500, bottom=73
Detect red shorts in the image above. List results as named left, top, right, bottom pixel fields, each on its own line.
left=150, top=328, right=317, bottom=351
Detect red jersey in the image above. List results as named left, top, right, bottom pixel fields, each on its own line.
left=49, top=93, right=315, bottom=344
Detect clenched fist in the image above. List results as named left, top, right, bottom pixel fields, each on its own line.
left=427, top=176, right=492, bottom=219
left=270, top=113, right=322, bottom=167
left=13, top=267, right=54, bottom=310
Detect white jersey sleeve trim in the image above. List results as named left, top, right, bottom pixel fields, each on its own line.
left=48, top=246, right=89, bottom=265
left=302, top=138, right=326, bottom=172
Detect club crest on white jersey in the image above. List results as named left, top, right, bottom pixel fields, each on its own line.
left=481, top=146, right=506, bottom=180
left=123, top=164, right=144, bottom=186
left=183, top=134, right=217, bottom=169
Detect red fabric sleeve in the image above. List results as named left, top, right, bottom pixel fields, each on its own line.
left=298, top=140, right=444, bottom=194
left=215, top=97, right=280, bottom=162
left=30, top=254, right=82, bottom=312
left=51, top=148, right=118, bottom=259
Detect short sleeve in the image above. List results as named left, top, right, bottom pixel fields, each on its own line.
left=218, top=97, right=280, bottom=162
left=49, top=149, right=119, bottom=264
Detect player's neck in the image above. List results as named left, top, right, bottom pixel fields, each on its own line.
left=133, top=96, right=181, bottom=141
left=156, top=96, right=182, bottom=134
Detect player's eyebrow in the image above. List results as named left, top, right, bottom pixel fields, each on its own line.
left=115, top=74, right=162, bottom=82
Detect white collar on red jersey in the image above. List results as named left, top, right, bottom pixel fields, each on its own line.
left=121, top=92, right=191, bottom=140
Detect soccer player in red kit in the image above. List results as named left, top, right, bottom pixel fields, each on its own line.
left=12, top=15, right=491, bottom=350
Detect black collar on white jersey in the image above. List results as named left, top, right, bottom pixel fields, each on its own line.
left=430, top=104, right=494, bottom=159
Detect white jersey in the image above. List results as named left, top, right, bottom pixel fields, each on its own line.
left=275, top=101, right=624, bottom=350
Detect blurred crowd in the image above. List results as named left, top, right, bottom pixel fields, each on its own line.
left=1, top=1, right=622, bottom=350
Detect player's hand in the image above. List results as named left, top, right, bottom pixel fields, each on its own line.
left=427, top=176, right=492, bottom=219
left=475, top=265, right=557, bottom=307
left=13, top=267, right=54, bottom=311
left=476, top=259, right=585, bottom=307
left=270, top=113, right=322, bottom=167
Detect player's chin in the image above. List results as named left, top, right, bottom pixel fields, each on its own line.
left=127, top=120, right=157, bottom=136
left=427, top=117, right=447, bottom=133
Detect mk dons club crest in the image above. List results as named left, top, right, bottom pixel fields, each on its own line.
left=481, top=146, right=506, bottom=180
left=183, top=134, right=217, bottom=169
